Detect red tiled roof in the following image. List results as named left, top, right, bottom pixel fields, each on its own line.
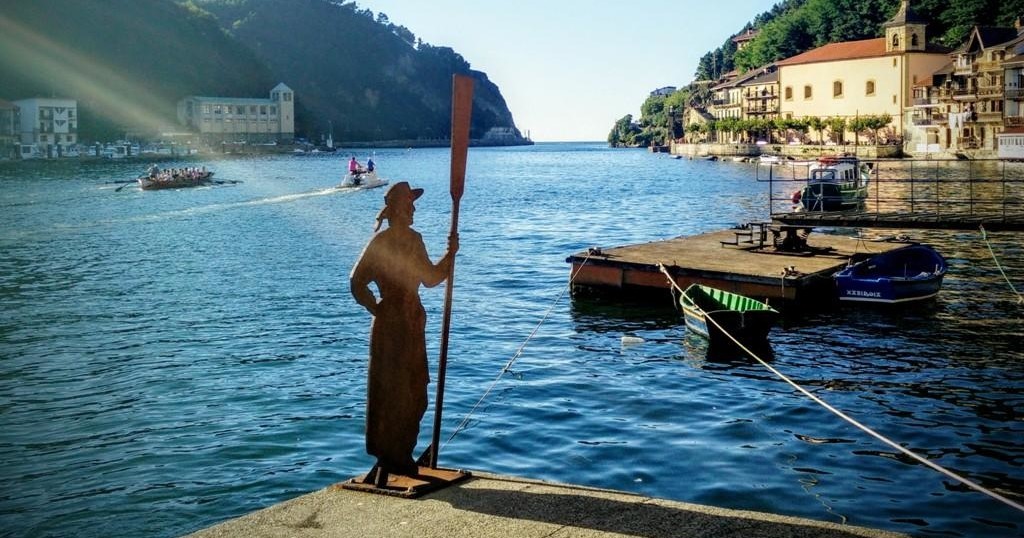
left=732, top=29, right=759, bottom=43
left=776, top=38, right=888, bottom=66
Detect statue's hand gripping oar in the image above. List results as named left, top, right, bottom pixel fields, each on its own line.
left=420, top=74, right=474, bottom=469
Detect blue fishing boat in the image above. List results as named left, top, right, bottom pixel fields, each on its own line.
left=834, top=244, right=947, bottom=303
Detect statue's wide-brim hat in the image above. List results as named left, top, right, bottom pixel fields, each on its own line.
left=385, top=181, right=424, bottom=204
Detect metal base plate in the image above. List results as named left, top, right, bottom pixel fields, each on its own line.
left=337, top=467, right=471, bottom=499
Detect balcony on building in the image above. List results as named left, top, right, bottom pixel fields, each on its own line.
left=977, top=82, right=1003, bottom=97
left=1006, top=116, right=1024, bottom=127
left=952, top=88, right=978, bottom=100
left=1005, top=88, right=1024, bottom=100
left=957, top=137, right=981, bottom=149
left=977, top=60, right=1001, bottom=73
left=976, top=110, right=1003, bottom=123
left=953, top=56, right=975, bottom=76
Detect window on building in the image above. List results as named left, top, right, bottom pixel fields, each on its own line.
left=892, top=34, right=899, bottom=48
left=804, top=85, right=812, bottom=99
left=893, top=95, right=897, bottom=104
left=911, top=33, right=919, bottom=47
left=250, top=105, right=257, bottom=114
left=214, top=106, right=222, bottom=114
left=270, top=106, right=277, bottom=115
left=284, top=93, right=292, bottom=102
left=203, top=105, right=211, bottom=114
left=785, top=86, right=793, bottom=100
left=866, top=80, right=876, bottom=96
left=260, top=105, right=267, bottom=115
left=833, top=80, right=843, bottom=98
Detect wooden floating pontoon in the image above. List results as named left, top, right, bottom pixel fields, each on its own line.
left=566, top=228, right=910, bottom=303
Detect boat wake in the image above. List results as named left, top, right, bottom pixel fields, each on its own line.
left=31, top=187, right=359, bottom=237
left=140, top=187, right=354, bottom=221
left=238, top=187, right=347, bottom=207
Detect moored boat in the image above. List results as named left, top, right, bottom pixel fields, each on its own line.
left=794, top=154, right=870, bottom=211
left=834, top=244, right=947, bottom=304
left=138, top=169, right=214, bottom=190
left=678, top=284, right=779, bottom=347
left=337, top=170, right=388, bottom=190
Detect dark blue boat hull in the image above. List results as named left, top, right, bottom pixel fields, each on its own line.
left=835, top=245, right=947, bottom=304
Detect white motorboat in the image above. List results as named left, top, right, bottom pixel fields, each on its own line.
left=337, top=170, right=388, bottom=190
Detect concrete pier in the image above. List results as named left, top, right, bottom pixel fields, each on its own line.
left=184, top=472, right=907, bottom=538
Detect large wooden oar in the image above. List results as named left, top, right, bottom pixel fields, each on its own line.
left=423, top=74, right=474, bottom=470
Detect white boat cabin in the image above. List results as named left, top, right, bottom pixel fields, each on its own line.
left=807, top=157, right=865, bottom=183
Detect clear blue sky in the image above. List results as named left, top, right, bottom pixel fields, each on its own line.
left=362, top=0, right=780, bottom=141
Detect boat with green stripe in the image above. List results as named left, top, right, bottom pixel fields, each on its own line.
left=678, top=284, right=779, bottom=348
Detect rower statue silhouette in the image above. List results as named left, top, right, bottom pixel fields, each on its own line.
left=350, top=181, right=458, bottom=481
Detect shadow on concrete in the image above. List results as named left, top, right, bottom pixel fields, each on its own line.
left=441, top=483, right=893, bottom=538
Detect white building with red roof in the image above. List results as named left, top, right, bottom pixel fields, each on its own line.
left=775, top=0, right=950, bottom=144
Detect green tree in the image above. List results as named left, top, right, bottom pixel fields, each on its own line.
left=825, top=117, right=847, bottom=144
left=608, top=114, right=641, bottom=147
left=806, top=116, right=825, bottom=144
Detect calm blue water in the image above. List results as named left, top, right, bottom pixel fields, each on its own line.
left=1, top=143, right=1021, bottom=537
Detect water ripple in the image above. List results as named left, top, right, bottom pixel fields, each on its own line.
left=1, top=146, right=1022, bottom=538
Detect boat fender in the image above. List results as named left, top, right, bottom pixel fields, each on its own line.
left=621, top=335, right=645, bottom=346
left=791, top=190, right=801, bottom=204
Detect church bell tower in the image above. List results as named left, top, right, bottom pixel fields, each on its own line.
left=883, top=0, right=928, bottom=53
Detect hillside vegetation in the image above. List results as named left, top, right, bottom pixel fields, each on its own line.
left=0, top=0, right=274, bottom=141
left=0, top=0, right=526, bottom=144
left=193, top=0, right=523, bottom=142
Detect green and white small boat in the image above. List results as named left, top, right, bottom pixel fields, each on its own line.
left=679, top=284, right=779, bottom=347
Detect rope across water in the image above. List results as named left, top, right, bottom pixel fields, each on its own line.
left=441, top=250, right=594, bottom=449
left=442, top=251, right=1024, bottom=515
left=657, top=263, right=1024, bottom=515
left=980, top=225, right=1023, bottom=304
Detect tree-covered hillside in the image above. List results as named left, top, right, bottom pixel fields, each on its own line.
left=0, top=0, right=526, bottom=144
left=193, top=0, right=524, bottom=142
left=0, top=0, right=274, bottom=141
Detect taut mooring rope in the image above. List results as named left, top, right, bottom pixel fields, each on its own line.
left=656, top=263, right=1024, bottom=515
left=980, top=225, right=1023, bottom=304
left=442, top=249, right=595, bottom=448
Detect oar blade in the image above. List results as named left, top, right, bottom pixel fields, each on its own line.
left=449, top=74, right=474, bottom=202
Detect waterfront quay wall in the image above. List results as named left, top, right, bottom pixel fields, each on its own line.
left=671, top=142, right=902, bottom=160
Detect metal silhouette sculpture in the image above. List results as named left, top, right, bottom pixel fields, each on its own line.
left=343, top=74, right=474, bottom=496
left=350, top=181, right=457, bottom=482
